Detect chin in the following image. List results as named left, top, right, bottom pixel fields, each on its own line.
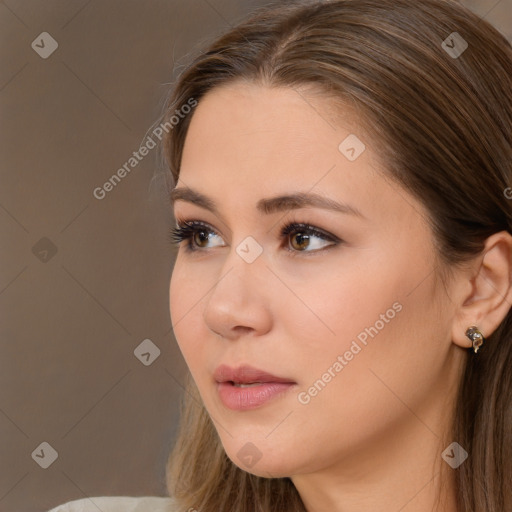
left=220, top=437, right=299, bottom=478
left=229, top=455, right=295, bottom=478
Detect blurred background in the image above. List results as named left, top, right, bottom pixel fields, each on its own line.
left=1, top=1, right=511, bottom=511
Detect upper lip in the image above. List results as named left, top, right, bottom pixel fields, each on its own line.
left=214, top=364, right=296, bottom=384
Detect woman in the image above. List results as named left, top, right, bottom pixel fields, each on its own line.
left=49, top=0, right=512, bottom=511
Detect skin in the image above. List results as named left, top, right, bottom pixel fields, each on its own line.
left=169, top=81, right=512, bottom=512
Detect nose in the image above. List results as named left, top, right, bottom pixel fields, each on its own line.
left=202, top=244, right=272, bottom=341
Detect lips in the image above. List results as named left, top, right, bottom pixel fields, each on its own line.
left=213, top=364, right=296, bottom=385
left=214, top=364, right=296, bottom=410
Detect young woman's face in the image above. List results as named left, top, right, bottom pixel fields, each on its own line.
left=169, top=82, right=461, bottom=478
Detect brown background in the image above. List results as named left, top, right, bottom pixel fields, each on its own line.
left=1, top=1, right=510, bottom=511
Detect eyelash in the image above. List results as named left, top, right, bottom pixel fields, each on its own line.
left=168, top=219, right=341, bottom=256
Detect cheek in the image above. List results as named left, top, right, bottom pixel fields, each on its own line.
left=296, top=265, right=446, bottom=424
left=287, top=247, right=438, bottom=396
left=276, top=260, right=393, bottom=355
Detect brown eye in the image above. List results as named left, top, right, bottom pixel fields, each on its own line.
left=193, top=229, right=212, bottom=248
left=171, top=220, right=340, bottom=255
left=289, top=232, right=311, bottom=251
left=282, top=222, right=338, bottom=253
left=170, top=221, right=225, bottom=252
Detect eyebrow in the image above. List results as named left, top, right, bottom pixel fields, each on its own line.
left=170, top=187, right=365, bottom=219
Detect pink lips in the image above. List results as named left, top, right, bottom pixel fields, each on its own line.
left=214, top=364, right=296, bottom=410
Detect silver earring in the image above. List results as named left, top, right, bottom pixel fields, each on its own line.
left=465, top=326, right=484, bottom=353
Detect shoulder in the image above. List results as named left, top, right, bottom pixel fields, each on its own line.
left=46, top=496, right=177, bottom=512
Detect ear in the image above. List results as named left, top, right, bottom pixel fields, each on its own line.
left=451, top=230, right=512, bottom=350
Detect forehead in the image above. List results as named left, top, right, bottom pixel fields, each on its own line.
left=180, top=82, right=369, bottom=190
left=183, top=81, right=360, bottom=145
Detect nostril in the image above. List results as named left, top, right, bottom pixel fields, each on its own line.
left=233, top=326, right=253, bottom=335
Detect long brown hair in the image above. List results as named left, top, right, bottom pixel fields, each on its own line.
left=158, top=1, right=512, bottom=510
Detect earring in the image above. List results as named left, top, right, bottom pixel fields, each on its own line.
left=465, top=326, right=484, bottom=353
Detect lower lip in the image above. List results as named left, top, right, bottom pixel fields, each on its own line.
left=217, top=382, right=295, bottom=410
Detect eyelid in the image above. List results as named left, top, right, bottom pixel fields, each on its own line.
left=174, top=218, right=225, bottom=241
left=171, top=217, right=342, bottom=255
left=173, top=214, right=338, bottom=239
